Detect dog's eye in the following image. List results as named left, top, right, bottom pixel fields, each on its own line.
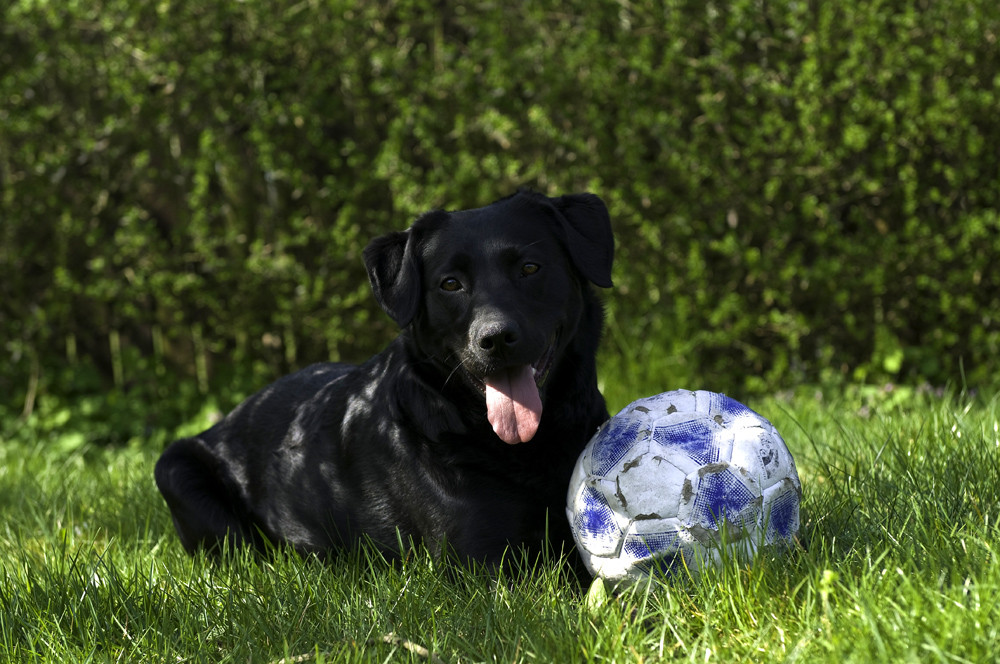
left=521, top=263, right=540, bottom=276
left=440, top=277, right=462, bottom=292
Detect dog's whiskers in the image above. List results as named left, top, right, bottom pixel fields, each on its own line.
left=441, top=351, right=471, bottom=389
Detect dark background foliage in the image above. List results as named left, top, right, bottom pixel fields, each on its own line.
left=2, top=0, right=998, bottom=445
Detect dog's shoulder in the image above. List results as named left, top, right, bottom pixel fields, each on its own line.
left=345, top=339, right=473, bottom=443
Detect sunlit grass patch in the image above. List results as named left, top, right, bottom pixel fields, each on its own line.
left=1, top=387, right=998, bottom=662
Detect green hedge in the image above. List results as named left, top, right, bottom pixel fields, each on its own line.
left=2, top=0, right=998, bottom=442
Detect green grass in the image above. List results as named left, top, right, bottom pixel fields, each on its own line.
left=2, top=385, right=999, bottom=663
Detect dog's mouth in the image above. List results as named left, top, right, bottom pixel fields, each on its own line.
left=472, top=332, right=558, bottom=446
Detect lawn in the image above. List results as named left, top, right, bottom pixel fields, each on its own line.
left=1, top=384, right=998, bottom=662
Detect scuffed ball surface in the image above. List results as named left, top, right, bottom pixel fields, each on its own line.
left=567, top=390, right=801, bottom=585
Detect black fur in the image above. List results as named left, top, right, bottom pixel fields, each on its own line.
left=154, top=191, right=614, bottom=566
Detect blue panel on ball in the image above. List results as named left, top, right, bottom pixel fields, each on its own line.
left=716, top=393, right=759, bottom=420
left=652, top=419, right=720, bottom=466
left=629, top=532, right=688, bottom=577
left=592, top=416, right=644, bottom=476
left=766, top=489, right=799, bottom=540
left=688, top=468, right=757, bottom=530
left=623, top=530, right=681, bottom=561
left=635, top=553, right=687, bottom=578
left=574, top=485, right=622, bottom=547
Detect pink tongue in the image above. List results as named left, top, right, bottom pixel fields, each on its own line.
left=485, top=365, right=542, bottom=444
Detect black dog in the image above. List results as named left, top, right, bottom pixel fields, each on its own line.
left=154, top=191, right=614, bottom=567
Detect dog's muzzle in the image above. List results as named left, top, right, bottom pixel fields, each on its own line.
left=477, top=332, right=559, bottom=445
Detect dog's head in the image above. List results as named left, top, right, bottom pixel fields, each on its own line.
left=363, top=191, right=614, bottom=444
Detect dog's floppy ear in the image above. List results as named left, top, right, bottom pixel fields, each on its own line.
left=363, top=230, right=421, bottom=327
left=552, top=193, right=615, bottom=288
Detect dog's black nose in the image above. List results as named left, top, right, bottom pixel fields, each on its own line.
left=476, top=321, right=521, bottom=353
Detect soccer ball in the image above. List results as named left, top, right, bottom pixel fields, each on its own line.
left=566, top=390, right=801, bottom=585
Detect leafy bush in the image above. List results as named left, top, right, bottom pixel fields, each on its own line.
left=1, top=0, right=997, bottom=440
